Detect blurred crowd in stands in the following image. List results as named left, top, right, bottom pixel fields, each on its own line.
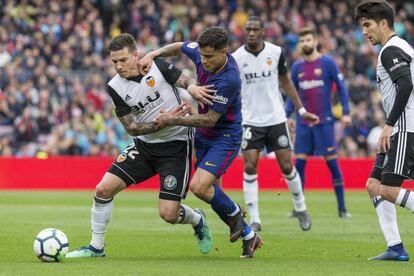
left=0, top=0, right=413, bottom=158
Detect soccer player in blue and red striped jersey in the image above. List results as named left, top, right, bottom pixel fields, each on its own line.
left=286, top=27, right=352, bottom=218
left=140, top=26, right=262, bottom=258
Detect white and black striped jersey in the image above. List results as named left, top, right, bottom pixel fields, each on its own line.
left=232, top=41, right=288, bottom=127
left=377, top=35, right=414, bottom=134
left=107, top=58, right=192, bottom=143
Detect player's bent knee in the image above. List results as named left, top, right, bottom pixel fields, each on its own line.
left=190, top=184, right=206, bottom=197
left=95, top=182, right=114, bottom=199
left=366, top=178, right=380, bottom=197
left=244, top=163, right=257, bottom=175
left=159, top=210, right=179, bottom=224
left=279, top=160, right=293, bottom=175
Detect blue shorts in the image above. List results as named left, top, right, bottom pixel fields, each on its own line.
left=295, top=123, right=336, bottom=156
left=194, top=132, right=241, bottom=178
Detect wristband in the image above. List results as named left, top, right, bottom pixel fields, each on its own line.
left=298, top=107, right=307, bottom=116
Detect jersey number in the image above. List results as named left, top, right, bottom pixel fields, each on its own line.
left=123, top=143, right=139, bottom=160
left=243, top=127, right=252, bottom=140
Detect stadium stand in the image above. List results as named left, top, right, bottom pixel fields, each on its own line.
left=0, top=0, right=413, bottom=157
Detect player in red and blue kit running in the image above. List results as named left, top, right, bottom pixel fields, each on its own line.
left=140, top=26, right=262, bottom=258
left=286, top=27, right=352, bottom=218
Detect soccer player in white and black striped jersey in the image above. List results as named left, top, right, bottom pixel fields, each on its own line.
left=355, top=0, right=414, bottom=261
left=66, top=33, right=216, bottom=258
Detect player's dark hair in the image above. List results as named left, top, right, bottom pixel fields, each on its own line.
left=246, top=16, right=264, bottom=29
left=298, top=27, right=317, bottom=38
left=197, top=26, right=228, bottom=50
left=354, top=0, right=394, bottom=29
left=108, top=33, right=137, bottom=52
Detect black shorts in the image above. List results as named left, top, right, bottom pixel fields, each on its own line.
left=107, top=139, right=192, bottom=201
left=241, top=122, right=292, bottom=152
left=369, top=132, right=414, bottom=186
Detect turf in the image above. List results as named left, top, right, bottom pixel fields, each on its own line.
left=0, top=190, right=414, bottom=275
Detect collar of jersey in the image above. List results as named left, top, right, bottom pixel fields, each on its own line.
left=126, top=75, right=143, bottom=83
left=244, top=42, right=265, bottom=57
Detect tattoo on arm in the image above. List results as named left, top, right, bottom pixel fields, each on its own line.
left=156, top=42, right=183, bottom=58
left=118, top=113, right=159, bottom=136
left=175, top=73, right=197, bottom=89
left=170, top=110, right=221, bottom=128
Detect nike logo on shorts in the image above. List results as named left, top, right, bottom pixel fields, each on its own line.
left=205, top=161, right=217, bottom=167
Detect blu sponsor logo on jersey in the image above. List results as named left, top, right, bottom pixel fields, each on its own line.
left=131, top=91, right=164, bottom=114
left=244, top=70, right=271, bottom=84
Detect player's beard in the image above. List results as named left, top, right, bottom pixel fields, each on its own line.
left=302, top=47, right=314, bottom=56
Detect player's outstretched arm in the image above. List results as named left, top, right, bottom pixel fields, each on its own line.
left=279, top=73, right=319, bottom=124
left=139, top=42, right=184, bottom=74
left=155, top=109, right=221, bottom=128
left=118, top=113, right=162, bottom=136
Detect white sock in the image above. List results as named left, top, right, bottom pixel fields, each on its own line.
left=373, top=196, right=402, bottom=247
left=243, top=173, right=260, bottom=224
left=395, top=189, right=414, bottom=212
left=284, top=168, right=306, bottom=212
left=177, top=205, right=201, bottom=227
left=90, top=196, right=113, bottom=250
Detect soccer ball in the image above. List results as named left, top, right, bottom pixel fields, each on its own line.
left=33, top=228, right=69, bottom=262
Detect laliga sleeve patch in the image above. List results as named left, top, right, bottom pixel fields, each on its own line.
left=187, top=42, right=198, bottom=49
left=164, top=175, right=177, bottom=190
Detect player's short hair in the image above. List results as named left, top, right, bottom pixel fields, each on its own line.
left=108, top=33, right=137, bottom=53
left=246, top=16, right=264, bottom=29
left=354, top=0, right=394, bottom=29
left=298, top=27, right=317, bottom=38
left=197, top=26, right=228, bottom=50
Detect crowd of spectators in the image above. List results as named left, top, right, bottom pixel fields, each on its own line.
left=0, top=0, right=413, bottom=158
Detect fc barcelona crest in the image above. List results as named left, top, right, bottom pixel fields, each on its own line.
left=145, top=76, right=156, bottom=87
left=314, top=68, right=322, bottom=76
left=266, top=57, right=272, bottom=66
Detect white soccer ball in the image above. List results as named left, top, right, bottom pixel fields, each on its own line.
left=33, top=228, right=69, bottom=262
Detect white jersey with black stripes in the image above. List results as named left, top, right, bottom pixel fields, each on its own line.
left=377, top=35, right=414, bottom=134
left=232, top=41, right=288, bottom=127
left=107, top=59, right=193, bottom=143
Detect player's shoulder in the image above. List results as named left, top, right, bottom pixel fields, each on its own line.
left=320, top=54, right=335, bottom=63
left=219, top=59, right=241, bottom=88
left=232, top=45, right=246, bottom=56
left=291, top=57, right=305, bottom=69
left=380, top=36, right=413, bottom=57
left=263, top=41, right=282, bottom=52
left=108, top=74, right=127, bottom=90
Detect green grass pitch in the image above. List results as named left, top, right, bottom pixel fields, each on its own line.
left=1, top=190, right=414, bottom=275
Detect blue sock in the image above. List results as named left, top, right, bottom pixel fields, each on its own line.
left=295, top=158, right=306, bottom=190
left=326, top=159, right=346, bottom=211
left=209, top=184, right=237, bottom=225
left=389, top=243, right=405, bottom=255
left=241, top=221, right=252, bottom=238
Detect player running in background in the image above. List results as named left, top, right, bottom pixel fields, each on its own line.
left=140, top=26, right=263, bottom=258
left=286, top=27, right=352, bottom=218
left=232, top=16, right=319, bottom=232
left=355, top=0, right=414, bottom=261
left=66, top=33, right=215, bottom=258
